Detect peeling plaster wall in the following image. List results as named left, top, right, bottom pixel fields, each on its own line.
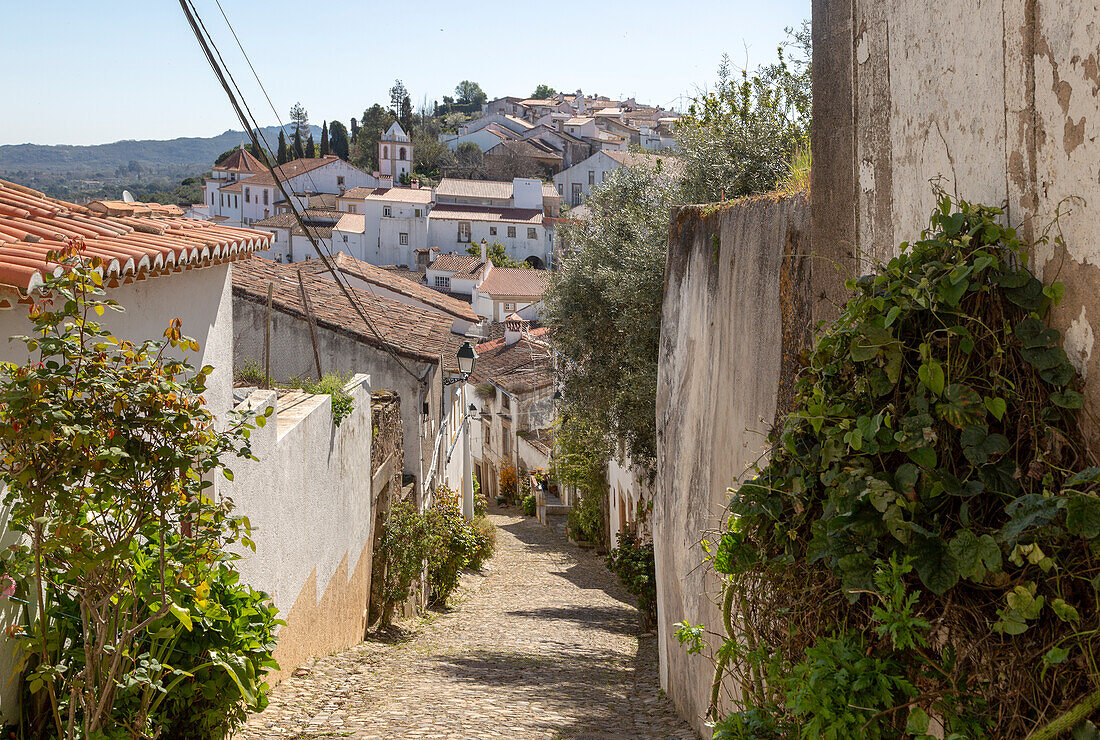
left=815, top=0, right=1100, bottom=451
left=655, top=193, right=823, bottom=736
left=223, top=377, right=374, bottom=681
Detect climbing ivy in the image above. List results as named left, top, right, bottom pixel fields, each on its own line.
left=699, top=196, right=1100, bottom=737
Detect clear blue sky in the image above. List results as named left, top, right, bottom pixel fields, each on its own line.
left=0, top=0, right=809, bottom=146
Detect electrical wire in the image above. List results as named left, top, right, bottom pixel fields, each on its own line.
left=178, top=0, right=424, bottom=384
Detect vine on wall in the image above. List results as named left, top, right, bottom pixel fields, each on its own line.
left=682, top=196, right=1100, bottom=738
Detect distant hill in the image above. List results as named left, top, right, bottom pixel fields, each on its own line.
left=0, top=124, right=321, bottom=176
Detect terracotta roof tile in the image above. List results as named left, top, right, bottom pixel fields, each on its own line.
left=428, top=254, right=483, bottom=274
left=435, top=178, right=559, bottom=201
left=296, top=252, right=478, bottom=323
left=0, top=179, right=271, bottom=307
left=477, top=267, right=549, bottom=298
left=232, top=258, right=466, bottom=365
left=213, top=148, right=267, bottom=173
left=338, top=186, right=434, bottom=204
left=237, top=156, right=349, bottom=188
left=470, top=328, right=554, bottom=395
left=429, top=204, right=543, bottom=225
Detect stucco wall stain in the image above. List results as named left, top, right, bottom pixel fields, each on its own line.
left=1064, top=304, right=1095, bottom=380
left=1063, top=115, right=1086, bottom=154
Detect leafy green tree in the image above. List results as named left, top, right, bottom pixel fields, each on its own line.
left=328, top=120, right=349, bottom=160
left=465, top=241, right=531, bottom=269
left=400, top=96, right=414, bottom=136
left=291, top=127, right=303, bottom=160
left=455, top=80, right=487, bottom=107
left=676, top=29, right=811, bottom=204
left=320, top=121, right=330, bottom=156
left=454, top=141, right=484, bottom=178
left=276, top=130, right=288, bottom=164
left=289, top=101, right=309, bottom=139
left=532, top=84, right=557, bottom=99
left=545, top=162, right=676, bottom=469
left=351, top=104, right=395, bottom=171
left=412, top=117, right=454, bottom=182
left=389, top=79, right=409, bottom=116
left=305, top=134, right=316, bottom=158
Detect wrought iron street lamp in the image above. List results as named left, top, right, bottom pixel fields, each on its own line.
left=444, top=341, right=478, bottom=386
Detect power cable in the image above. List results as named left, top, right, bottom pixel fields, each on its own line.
left=178, top=0, right=424, bottom=383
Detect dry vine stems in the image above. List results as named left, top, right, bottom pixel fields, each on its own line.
left=682, top=195, right=1100, bottom=738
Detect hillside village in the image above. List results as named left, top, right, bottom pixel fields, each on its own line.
left=1, top=1, right=1099, bottom=738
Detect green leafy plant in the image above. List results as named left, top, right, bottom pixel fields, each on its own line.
left=0, top=240, right=271, bottom=738
left=377, top=498, right=431, bottom=628
left=235, top=358, right=271, bottom=387
left=521, top=494, right=536, bottom=517
left=498, top=462, right=519, bottom=505
left=607, top=529, right=657, bottom=630
left=567, top=490, right=604, bottom=548
left=697, top=196, right=1100, bottom=737
left=290, top=372, right=356, bottom=426
left=424, top=490, right=479, bottom=606
left=467, top=515, right=496, bottom=572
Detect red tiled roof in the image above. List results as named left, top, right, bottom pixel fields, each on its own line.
left=429, top=204, right=543, bottom=225
left=0, top=179, right=271, bottom=307
left=213, top=148, right=267, bottom=173
left=238, top=156, right=348, bottom=188
left=428, top=253, right=483, bottom=274
left=232, top=258, right=467, bottom=365
left=435, top=178, right=559, bottom=201
left=339, top=186, right=434, bottom=204
left=296, top=252, right=478, bottom=323
left=470, top=328, right=554, bottom=395
left=477, top=267, right=549, bottom=298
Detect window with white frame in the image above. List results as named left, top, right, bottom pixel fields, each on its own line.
left=415, top=208, right=422, bottom=217
left=458, top=222, right=471, bottom=242
left=588, top=170, right=595, bottom=185
left=557, top=183, right=563, bottom=195
left=383, top=206, right=392, bottom=217
left=399, top=233, right=409, bottom=245
left=507, top=226, right=516, bottom=238
left=434, top=275, right=451, bottom=289
left=504, top=301, right=516, bottom=312
left=337, top=176, right=345, bottom=189
left=263, top=189, right=269, bottom=205
left=348, top=204, right=357, bottom=214
left=245, top=187, right=250, bottom=203
left=527, top=227, right=537, bottom=239
left=489, top=226, right=497, bottom=236
left=342, top=235, right=348, bottom=243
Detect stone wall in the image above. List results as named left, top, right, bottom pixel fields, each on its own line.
left=655, top=192, right=829, bottom=736
left=813, top=0, right=1100, bottom=452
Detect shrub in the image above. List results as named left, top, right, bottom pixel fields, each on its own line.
left=378, top=498, right=430, bottom=627
left=425, top=491, right=479, bottom=606
left=499, top=462, right=519, bottom=505
left=607, top=528, right=657, bottom=630
left=568, top=490, right=604, bottom=546
left=236, top=358, right=271, bottom=386
left=521, top=493, right=537, bottom=517
left=291, top=372, right=356, bottom=426
left=467, top=515, right=497, bottom=571
left=147, top=564, right=281, bottom=739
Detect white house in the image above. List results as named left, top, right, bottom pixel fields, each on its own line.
left=203, top=154, right=379, bottom=227
left=553, top=149, right=676, bottom=206
left=424, top=247, right=549, bottom=323
left=250, top=210, right=337, bottom=264
left=334, top=186, right=433, bottom=266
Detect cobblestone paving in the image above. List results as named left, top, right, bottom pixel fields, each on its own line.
left=239, top=508, right=698, bottom=739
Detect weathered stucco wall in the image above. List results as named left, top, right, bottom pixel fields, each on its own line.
left=655, top=192, right=823, bottom=736
left=224, top=375, right=374, bottom=681
left=814, top=0, right=1100, bottom=451
left=233, top=297, right=442, bottom=485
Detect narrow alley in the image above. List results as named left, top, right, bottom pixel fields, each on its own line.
left=239, top=509, right=698, bottom=739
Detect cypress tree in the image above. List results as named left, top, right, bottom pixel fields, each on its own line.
left=292, top=127, right=303, bottom=159
left=320, top=121, right=330, bottom=156
left=305, top=134, right=316, bottom=158
left=350, top=118, right=359, bottom=143
left=329, top=121, right=350, bottom=160
left=276, top=131, right=288, bottom=165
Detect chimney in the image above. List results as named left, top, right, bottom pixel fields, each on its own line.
left=411, top=177, right=420, bottom=189
left=379, top=174, right=394, bottom=189
left=504, top=314, right=527, bottom=345
left=480, top=239, right=489, bottom=263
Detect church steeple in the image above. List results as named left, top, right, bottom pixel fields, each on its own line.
left=378, top=121, right=412, bottom=186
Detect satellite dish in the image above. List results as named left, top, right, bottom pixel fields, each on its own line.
left=122, top=190, right=136, bottom=203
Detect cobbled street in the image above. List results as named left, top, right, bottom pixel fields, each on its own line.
left=239, top=508, right=698, bottom=739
